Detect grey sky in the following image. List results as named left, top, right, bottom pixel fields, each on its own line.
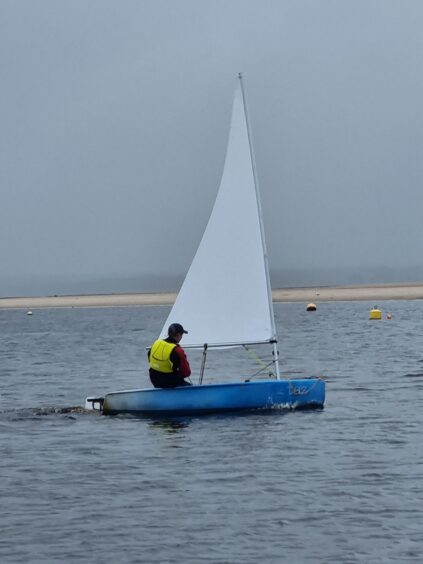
left=1, top=0, right=423, bottom=297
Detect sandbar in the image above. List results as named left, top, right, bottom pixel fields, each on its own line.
left=1, top=283, right=423, bottom=310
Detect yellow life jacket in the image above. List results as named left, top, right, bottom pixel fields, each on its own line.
left=149, top=339, right=177, bottom=373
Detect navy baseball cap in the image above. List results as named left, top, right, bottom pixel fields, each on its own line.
left=168, top=323, right=188, bottom=336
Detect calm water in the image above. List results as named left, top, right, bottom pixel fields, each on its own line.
left=1, top=301, right=423, bottom=563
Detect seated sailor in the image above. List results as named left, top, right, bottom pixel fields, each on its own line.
left=148, top=323, right=192, bottom=388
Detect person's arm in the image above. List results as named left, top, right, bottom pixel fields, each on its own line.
left=171, top=346, right=191, bottom=378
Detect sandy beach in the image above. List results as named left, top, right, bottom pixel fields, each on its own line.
left=1, top=283, right=423, bottom=310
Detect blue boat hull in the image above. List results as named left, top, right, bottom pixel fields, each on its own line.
left=102, top=379, right=325, bottom=415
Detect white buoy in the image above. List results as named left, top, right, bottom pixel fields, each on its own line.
left=26, top=310, right=33, bottom=316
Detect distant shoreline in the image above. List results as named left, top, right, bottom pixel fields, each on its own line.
left=1, top=283, right=423, bottom=309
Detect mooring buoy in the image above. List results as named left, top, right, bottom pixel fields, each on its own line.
left=369, top=306, right=382, bottom=320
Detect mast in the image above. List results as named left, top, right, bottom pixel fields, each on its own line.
left=238, top=73, right=281, bottom=379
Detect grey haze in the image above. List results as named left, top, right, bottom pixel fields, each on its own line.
left=1, top=0, right=422, bottom=297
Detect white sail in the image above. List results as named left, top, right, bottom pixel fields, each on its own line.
left=160, top=77, right=276, bottom=348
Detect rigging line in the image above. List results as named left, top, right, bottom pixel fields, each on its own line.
left=288, top=378, right=322, bottom=395
left=242, top=344, right=271, bottom=369
left=244, top=360, right=276, bottom=382
left=242, top=343, right=278, bottom=379
left=242, top=344, right=276, bottom=377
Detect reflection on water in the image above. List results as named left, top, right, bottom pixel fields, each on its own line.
left=148, top=418, right=192, bottom=433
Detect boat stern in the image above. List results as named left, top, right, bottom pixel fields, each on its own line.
left=85, top=396, right=104, bottom=411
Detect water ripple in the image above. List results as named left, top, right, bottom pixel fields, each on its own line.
left=1, top=302, right=423, bottom=562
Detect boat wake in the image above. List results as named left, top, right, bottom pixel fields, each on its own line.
left=0, top=406, right=101, bottom=420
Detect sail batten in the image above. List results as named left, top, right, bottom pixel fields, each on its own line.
left=160, top=78, right=276, bottom=349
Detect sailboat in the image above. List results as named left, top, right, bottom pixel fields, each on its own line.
left=87, top=74, right=325, bottom=415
